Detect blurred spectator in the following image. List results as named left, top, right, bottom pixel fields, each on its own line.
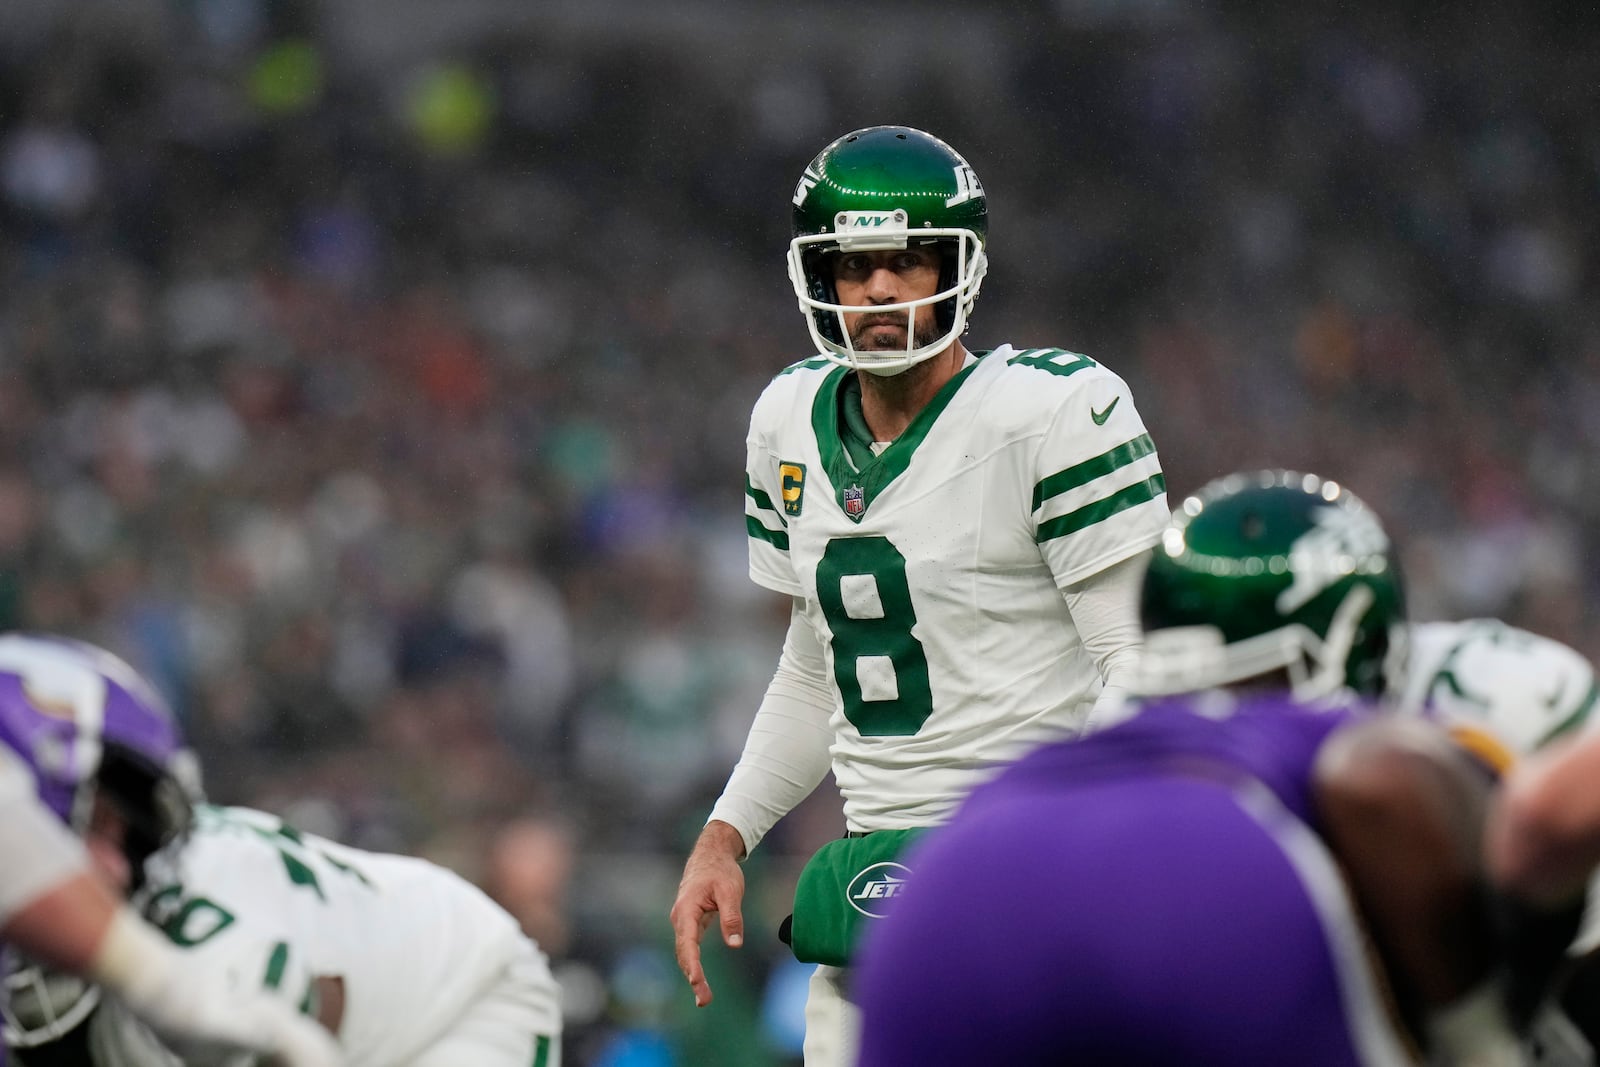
left=484, top=813, right=577, bottom=958
left=0, top=2, right=1596, bottom=1061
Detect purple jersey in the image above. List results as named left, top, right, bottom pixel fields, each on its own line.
left=965, top=694, right=1357, bottom=826
left=854, top=696, right=1416, bottom=1067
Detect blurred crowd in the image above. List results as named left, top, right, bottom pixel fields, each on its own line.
left=0, top=0, right=1596, bottom=1062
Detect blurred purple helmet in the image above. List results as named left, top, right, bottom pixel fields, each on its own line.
left=0, top=633, right=199, bottom=860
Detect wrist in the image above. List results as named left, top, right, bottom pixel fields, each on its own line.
left=85, top=908, right=183, bottom=1024
left=702, top=819, right=749, bottom=862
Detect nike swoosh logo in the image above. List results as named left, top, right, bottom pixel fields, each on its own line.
left=1091, top=397, right=1120, bottom=425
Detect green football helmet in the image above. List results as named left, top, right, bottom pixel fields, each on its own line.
left=1137, top=470, right=1407, bottom=702
left=787, top=125, right=988, bottom=376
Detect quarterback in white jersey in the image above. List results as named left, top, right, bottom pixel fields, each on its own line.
left=15, top=805, right=561, bottom=1067
left=670, top=126, right=1167, bottom=1067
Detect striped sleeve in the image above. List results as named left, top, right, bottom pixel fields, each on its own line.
left=1031, top=380, right=1168, bottom=588
left=746, top=450, right=803, bottom=596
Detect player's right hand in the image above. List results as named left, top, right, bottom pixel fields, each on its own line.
left=669, top=821, right=747, bottom=1008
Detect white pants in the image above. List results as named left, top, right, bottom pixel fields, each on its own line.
left=803, top=964, right=859, bottom=1067
left=408, top=945, right=563, bottom=1067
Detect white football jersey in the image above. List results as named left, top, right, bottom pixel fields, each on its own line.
left=1398, top=619, right=1598, bottom=756
left=744, top=346, right=1167, bottom=828
left=90, top=805, right=558, bottom=1067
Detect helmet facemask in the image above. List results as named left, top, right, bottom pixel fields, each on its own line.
left=2, top=963, right=101, bottom=1049
left=787, top=220, right=987, bottom=376
left=1139, top=583, right=1403, bottom=702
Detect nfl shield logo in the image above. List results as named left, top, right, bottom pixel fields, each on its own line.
left=843, top=485, right=866, bottom=519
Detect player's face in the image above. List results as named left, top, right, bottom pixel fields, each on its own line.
left=830, top=247, right=944, bottom=352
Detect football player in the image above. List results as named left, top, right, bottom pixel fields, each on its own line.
left=669, top=125, right=1169, bottom=1066
left=2, top=638, right=562, bottom=1067
left=1393, top=619, right=1600, bottom=1064
left=0, top=634, right=341, bottom=1067
left=854, top=471, right=1575, bottom=1065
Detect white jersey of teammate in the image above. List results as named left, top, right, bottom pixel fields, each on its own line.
left=739, top=345, right=1167, bottom=830
left=85, top=805, right=561, bottom=1067
left=1397, top=619, right=1598, bottom=756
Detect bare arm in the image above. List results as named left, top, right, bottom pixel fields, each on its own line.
left=1313, top=717, right=1499, bottom=1016
left=671, top=599, right=834, bottom=1008
left=1486, top=730, right=1600, bottom=907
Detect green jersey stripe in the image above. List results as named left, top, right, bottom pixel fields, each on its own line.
left=263, top=941, right=290, bottom=990
left=1007, top=348, right=1098, bottom=379
left=532, top=1034, right=552, bottom=1067
left=1032, top=434, right=1158, bottom=511
left=777, top=356, right=833, bottom=377
left=747, top=514, right=790, bottom=551
left=811, top=357, right=984, bottom=522
left=746, top=476, right=784, bottom=519
left=1537, top=677, right=1600, bottom=748
left=1036, top=473, right=1166, bottom=543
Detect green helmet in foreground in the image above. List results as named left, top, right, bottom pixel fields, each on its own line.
left=787, top=125, right=988, bottom=376
left=1137, top=470, right=1407, bottom=702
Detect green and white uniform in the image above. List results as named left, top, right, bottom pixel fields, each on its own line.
left=1398, top=619, right=1599, bottom=755
left=719, top=346, right=1167, bottom=837
left=85, top=805, right=561, bottom=1067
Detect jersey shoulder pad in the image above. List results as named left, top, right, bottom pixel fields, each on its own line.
left=977, top=346, right=1144, bottom=444
left=988, top=346, right=1130, bottom=406
left=750, top=357, right=837, bottom=440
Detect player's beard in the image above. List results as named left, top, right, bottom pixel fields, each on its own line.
left=850, top=307, right=942, bottom=352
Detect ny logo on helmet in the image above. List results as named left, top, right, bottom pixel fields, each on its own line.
left=837, top=211, right=904, bottom=231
